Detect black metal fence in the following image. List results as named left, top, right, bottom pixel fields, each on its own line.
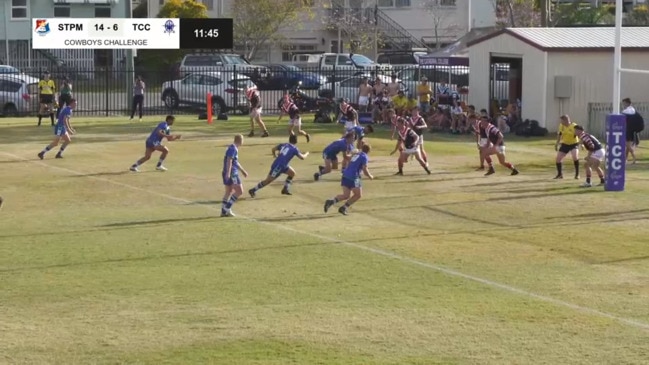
left=0, top=66, right=471, bottom=117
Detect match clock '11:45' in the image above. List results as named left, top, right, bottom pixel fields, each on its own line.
left=179, top=18, right=233, bottom=50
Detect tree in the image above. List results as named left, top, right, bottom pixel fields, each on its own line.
left=135, top=0, right=209, bottom=75
left=231, top=0, right=313, bottom=60
left=492, top=0, right=541, bottom=28
left=158, top=0, right=208, bottom=18
left=551, top=3, right=614, bottom=26
left=625, top=5, right=649, bottom=26
left=421, top=0, right=463, bottom=49
left=322, top=1, right=381, bottom=54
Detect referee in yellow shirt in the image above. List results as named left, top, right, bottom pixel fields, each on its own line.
left=554, top=114, right=581, bottom=179
left=38, top=71, right=56, bottom=126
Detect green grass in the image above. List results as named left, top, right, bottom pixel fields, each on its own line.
left=1, top=115, right=649, bottom=364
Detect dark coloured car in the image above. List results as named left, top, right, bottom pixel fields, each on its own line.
left=252, top=64, right=327, bottom=90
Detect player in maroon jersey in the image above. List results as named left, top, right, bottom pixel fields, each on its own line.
left=409, top=107, right=429, bottom=163
left=246, top=86, right=269, bottom=138
left=469, top=106, right=486, bottom=170
left=390, top=117, right=431, bottom=175
left=574, top=125, right=606, bottom=187
left=278, top=94, right=311, bottom=142
left=479, top=117, right=519, bottom=176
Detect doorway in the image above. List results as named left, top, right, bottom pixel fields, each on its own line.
left=489, top=55, right=522, bottom=118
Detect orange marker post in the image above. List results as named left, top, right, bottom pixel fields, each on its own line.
left=206, top=92, right=213, bottom=124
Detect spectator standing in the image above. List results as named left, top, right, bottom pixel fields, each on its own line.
left=57, top=77, right=72, bottom=119
left=622, top=98, right=643, bottom=164
left=130, top=76, right=145, bottom=122
left=417, top=77, right=432, bottom=115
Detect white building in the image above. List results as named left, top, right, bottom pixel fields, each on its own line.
left=467, top=27, right=649, bottom=133
left=147, top=0, right=497, bottom=63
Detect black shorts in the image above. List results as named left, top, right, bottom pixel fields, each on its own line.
left=626, top=131, right=636, bottom=142
left=558, top=143, right=578, bottom=154
left=40, top=94, right=54, bottom=104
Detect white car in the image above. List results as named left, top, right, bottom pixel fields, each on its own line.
left=161, top=72, right=255, bottom=115
left=325, top=75, right=406, bottom=103
left=398, top=65, right=470, bottom=97
left=0, top=74, right=39, bottom=116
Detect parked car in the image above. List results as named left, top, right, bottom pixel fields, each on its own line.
left=0, top=74, right=39, bottom=116
left=376, top=49, right=428, bottom=71
left=0, top=65, right=21, bottom=75
left=324, top=75, right=403, bottom=103
left=291, top=53, right=391, bottom=78
left=178, top=54, right=267, bottom=78
left=253, top=64, right=327, bottom=90
left=161, top=72, right=255, bottom=115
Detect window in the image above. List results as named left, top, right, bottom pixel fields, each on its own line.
left=0, top=80, right=21, bottom=93
left=200, top=76, right=222, bottom=86
left=439, top=0, right=456, bottom=6
left=378, top=0, right=412, bottom=7
left=11, top=0, right=28, bottom=19
left=281, top=44, right=317, bottom=62
left=95, top=6, right=111, bottom=18
left=340, top=78, right=360, bottom=88
left=337, top=55, right=352, bottom=65
left=54, top=5, right=71, bottom=18
left=202, top=0, right=214, bottom=10
left=159, top=0, right=164, bottom=4
left=182, top=75, right=202, bottom=84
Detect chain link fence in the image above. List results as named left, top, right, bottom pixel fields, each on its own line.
left=0, top=65, right=471, bottom=117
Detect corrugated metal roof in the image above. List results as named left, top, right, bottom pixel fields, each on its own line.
left=508, top=27, right=649, bottom=49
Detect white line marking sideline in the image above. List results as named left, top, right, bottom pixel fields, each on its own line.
left=3, top=151, right=649, bottom=332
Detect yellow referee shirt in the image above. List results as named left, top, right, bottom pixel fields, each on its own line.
left=558, top=123, right=579, bottom=145
left=38, top=79, right=56, bottom=95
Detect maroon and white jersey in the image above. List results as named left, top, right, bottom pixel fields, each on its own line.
left=340, top=104, right=356, bottom=120
left=580, top=132, right=603, bottom=152
left=410, top=115, right=426, bottom=136
left=399, top=128, right=419, bottom=150
left=247, top=88, right=261, bottom=109
left=486, top=124, right=504, bottom=146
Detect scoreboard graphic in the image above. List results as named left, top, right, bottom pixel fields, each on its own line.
left=31, top=18, right=233, bottom=50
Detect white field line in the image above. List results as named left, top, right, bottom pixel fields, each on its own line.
left=2, top=150, right=649, bottom=332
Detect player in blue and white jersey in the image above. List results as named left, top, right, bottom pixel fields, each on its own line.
left=323, top=144, right=374, bottom=215
left=248, top=134, right=309, bottom=198
left=38, top=98, right=77, bottom=160
left=221, top=134, right=249, bottom=217
left=346, top=124, right=374, bottom=149
left=129, top=115, right=180, bottom=172
left=313, top=133, right=355, bottom=181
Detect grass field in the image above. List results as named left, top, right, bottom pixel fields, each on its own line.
left=1, top=115, right=649, bottom=365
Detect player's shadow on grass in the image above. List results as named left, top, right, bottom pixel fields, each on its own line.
left=546, top=208, right=649, bottom=220
left=0, top=241, right=331, bottom=274
left=70, top=171, right=131, bottom=177
left=100, top=216, right=214, bottom=228
left=256, top=214, right=335, bottom=223
left=486, top=188, right=599, bottom=202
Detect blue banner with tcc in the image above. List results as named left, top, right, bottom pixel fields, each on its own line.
left=605, top=114, right=626, bottom=191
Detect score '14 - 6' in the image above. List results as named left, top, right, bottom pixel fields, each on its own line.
left=95, top=24, right=118, bottom=31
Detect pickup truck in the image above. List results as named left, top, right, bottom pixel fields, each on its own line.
left=291, top=53, right=391, bottom=81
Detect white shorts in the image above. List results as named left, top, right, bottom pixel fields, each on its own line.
left=590, top=148, right=605, bottom=161
left=479, top=138, right=488, bottom=147
left=358, top=96, right=369, bottom=106
left=416, top=134, right=424, bottom=147
left=344, top=121, right=355, bottom=130
left=404, top=147, right=418, bottom=155
left=250, top=108, right=262, bottom=117
left=289, top=118, right=301, bottom=127
left=496, top=145, right=506, bottom=154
